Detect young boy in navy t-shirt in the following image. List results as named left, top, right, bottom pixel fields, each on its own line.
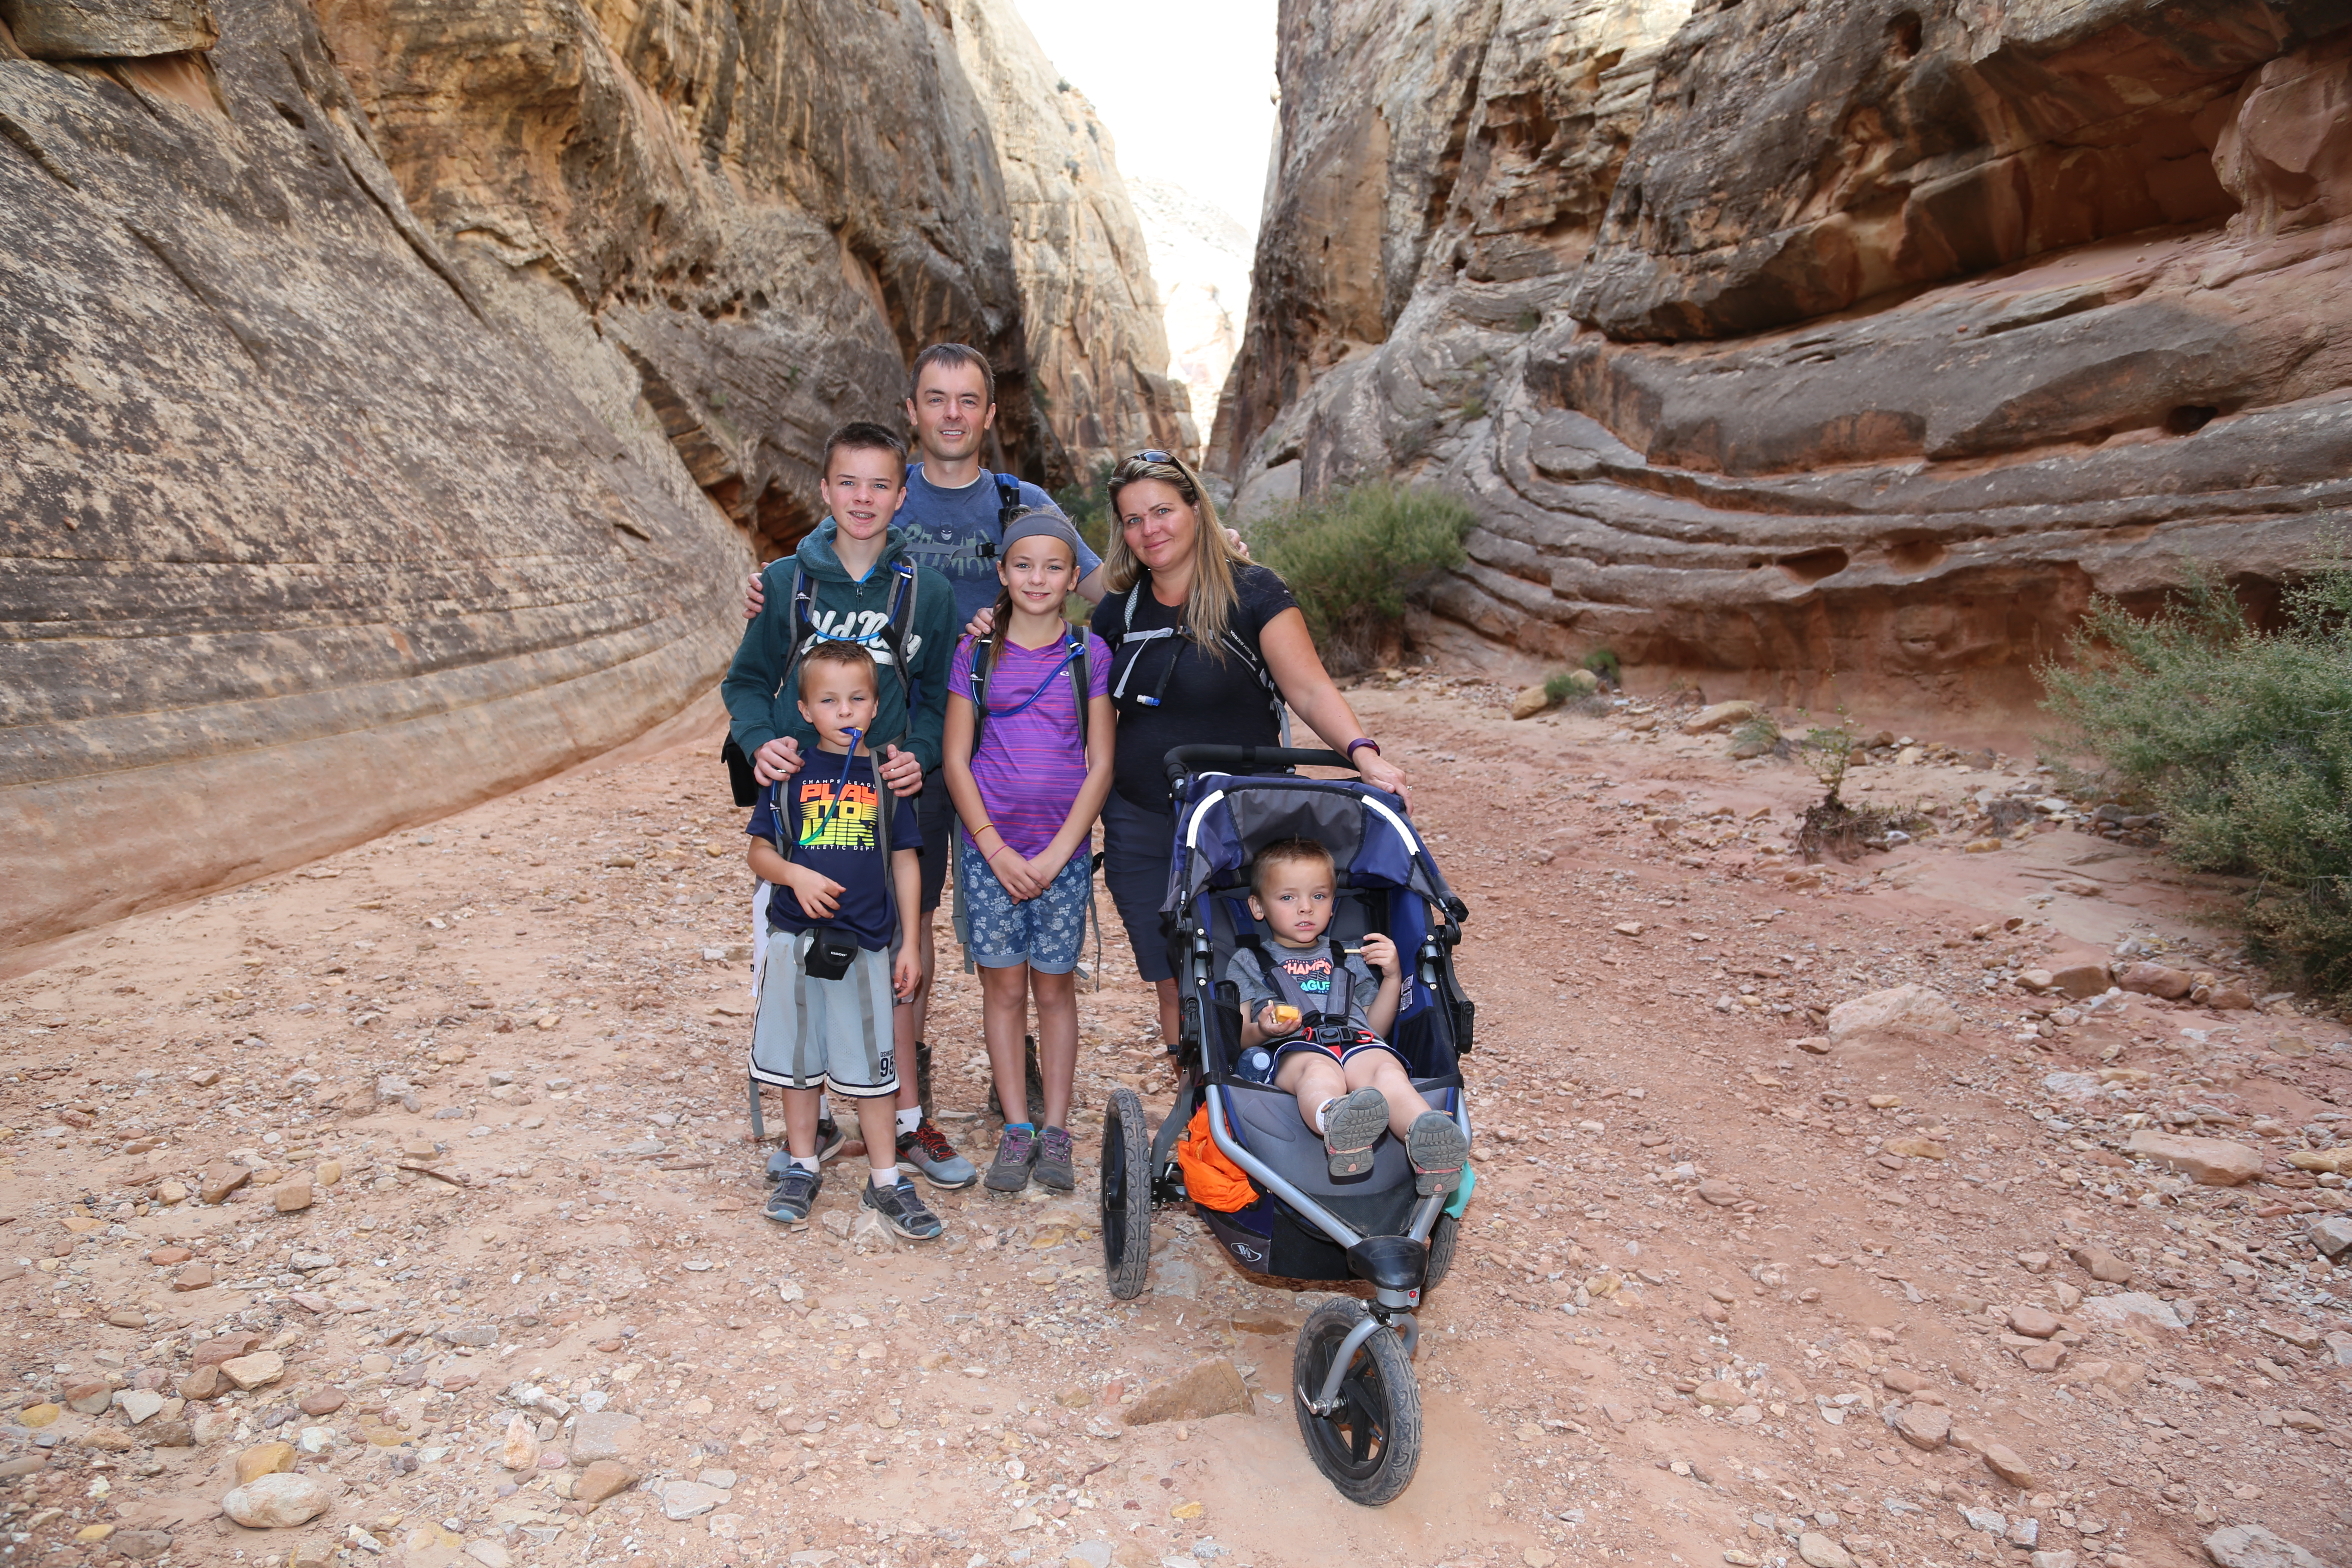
left=745, top=641, right=941, bottom=1240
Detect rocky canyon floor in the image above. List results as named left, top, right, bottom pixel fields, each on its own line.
left=5, top=676, right=2351, bottom=1568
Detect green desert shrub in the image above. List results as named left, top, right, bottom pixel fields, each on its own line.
left=1250, top=482, right=1474, bottom=671
left=2040, top=532, right=2352, bottom=999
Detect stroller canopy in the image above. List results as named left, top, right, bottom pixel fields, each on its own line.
left=1163, top=773, right=1458, bottom=915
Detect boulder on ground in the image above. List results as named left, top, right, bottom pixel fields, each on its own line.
left=1681, top=700, right=1759, bottom=735
left=2122, top=1130, right=2263, bottom=1185
left=2203, top=1523, right=2325, bottom=1568
left=1827, top=984, right=1960, bottom=1040
left=1121, top=1357, right=1251, bottom=1426
left=221, top=1472, right=330, bottom=1529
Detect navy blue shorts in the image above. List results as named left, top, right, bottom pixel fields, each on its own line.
left=1102, top=792, right=1177, bottom=984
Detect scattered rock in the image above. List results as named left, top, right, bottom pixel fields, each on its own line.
left=199, top=1164, right=250, bottom=1204
left=1682, top=701, right=1760, bottom=736
left=1796, top=1531, right=1855, bottom=1568
left=2202, top=1523, right=2324, bottom=1568
left=2044, top=965, right=2112, bottom=1000
left=2122, top=1130, right=2263, bottom=1186
left=220, top=1352, right=285, bottom=1390
left=1511, top=686, right=1553, bottom=720
left=569, top=1412, right=647, bottom=1462
left=466, top=1540, right=512, bottom=1568
left=1122, top=1358, right=1250, bottom=1426
left=1696, top=1178, right=1740, bottom=1206
left=2078, top=1292, right=2189, bottom=1334
left=2067, top=1246, right=2133, bottom=1284
left=114, top=1389, right=165, bottom=1424
left=501, top=1413, right=539, bottom=1471
left=2007, top=1305, right=2061, bottom=1339
left=299, top=1389, right=346, bottom=1417
left=179, top=1365, right=226, bottom=1401
left=1892, top=1403, right=1949, bottom=1450
left=2307, top=1217, right=2352, bottom=1259
left=1827, top=984, right=1960, bottom=1040
left=1694, top=1379, right=1743, bottom=1408
left=171, top=1262, right=214, bottom=1292
left=661, top=1480, right=729, bottom=1520
left=2117, top=962, right=2194, bottom=1000
left=236, top=1442, right=297, bottom=1483
left=222, top=1472, right=331, bottom=1529
left=63, top=1383, right=112, bottom=1415
left=2020, top=1342, right=2067, bottom=1373
left=273, top=1179, right=314, bottom=1213
left=574, top=1460, right=639, bottom=1506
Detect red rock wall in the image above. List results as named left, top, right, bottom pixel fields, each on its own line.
left=1213, top=0, right=2352, bottom=713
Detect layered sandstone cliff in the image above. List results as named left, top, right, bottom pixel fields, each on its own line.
left=0, top=0, right=1181, bottom=951
left=1215, top=0, right=2352, bottom=710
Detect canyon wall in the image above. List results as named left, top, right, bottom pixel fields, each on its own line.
left=1214, top=0, right=2352, bottom=711
left=0, top=0, right=1182, bottom=952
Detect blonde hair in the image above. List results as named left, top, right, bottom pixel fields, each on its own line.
left=1102, top=449, right=1244, bottom=659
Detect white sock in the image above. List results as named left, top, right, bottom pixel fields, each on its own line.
left=1314, top=1098, right=1335, bottom=1135
left=896, top=1107, right=921, bottom=1136
left=817, top=1093, right=833, bottom=1122
left=792, top=1154, right=821, bottom=1173
left=869, top=1164, right=899, bottom=1188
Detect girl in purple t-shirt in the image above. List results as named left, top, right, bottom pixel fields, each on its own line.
left=943, top=509, right=1115, bottom=1194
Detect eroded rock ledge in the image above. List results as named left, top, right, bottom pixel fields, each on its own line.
left=1215, top=0, right=2352, bottom=712
left=0, top=0, right=1185, bottom=951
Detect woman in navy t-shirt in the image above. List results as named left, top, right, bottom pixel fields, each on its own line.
left=1089, top=450, right=1412, bottom=1049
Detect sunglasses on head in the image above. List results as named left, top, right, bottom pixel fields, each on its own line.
left=1127, top=450, right=1177, bottom=466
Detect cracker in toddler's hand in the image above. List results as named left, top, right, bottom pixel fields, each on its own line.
left=1271, top=1004, right=1302, bottom=1031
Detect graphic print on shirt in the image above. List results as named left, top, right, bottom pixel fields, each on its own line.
left=797, top=775, right=879, bottom=849
left=1272, top=951, right=1335, bottom=1009
left=801, top=607, right=922, bottom=666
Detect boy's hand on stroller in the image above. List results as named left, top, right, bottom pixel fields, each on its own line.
left=891, top=948, right=921, bottom=999
left=744, top=570, right=766, bottom=620
left=753, top=736, right=803, bottom=785
left=1357, top=933, right=1399, bottom=972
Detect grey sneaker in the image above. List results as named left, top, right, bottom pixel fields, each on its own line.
left=898, top=1118, right=978, bottom=1190
left=1033, top=1126, right=1076, bottom=1192
left=861, top=1175, right=943, bottom=1240
left=985, top=1125, right=1038, bottom=1194
left=1407, top=1110, right=1470, bottom=1197
left=813, top=1116, right=846, bottom=1165
left=765, top=1164, right=822, bottom=1228
left=1322, top=1087, right=1391, bottom=1179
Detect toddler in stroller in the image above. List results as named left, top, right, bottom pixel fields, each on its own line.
left=1232, top=837, right=1469, bottom=1192
left=1099, top=745, right=1478, bottom=1506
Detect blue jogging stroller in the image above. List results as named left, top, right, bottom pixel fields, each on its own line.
left=1099, top=745, right=1476, bottom=1505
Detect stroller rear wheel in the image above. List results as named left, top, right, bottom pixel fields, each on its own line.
left=1292, top=1298, right=1422, bottom=1505
left=1101, top=1088, right=1152, bottom=1300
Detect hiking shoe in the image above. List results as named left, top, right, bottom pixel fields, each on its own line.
left=1323, top=1087, right=1390, bottom=1179
left=1033, top=1126, right=1076, bottom=1191
left=861, top=1175, right=944, bottom=1240
left=813, top=1115, right=846, bottom=1165
left=765, top=1164, right=822, bottom=1228
left=1407, top=1109, right=1470, bottom=1197
left=898, top=1118, right=978, bottom=1189
left=985, top=1124, right=1038, bottom=1194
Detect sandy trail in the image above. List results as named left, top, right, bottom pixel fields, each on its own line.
left=3, top=672, right=2348, bottom=1568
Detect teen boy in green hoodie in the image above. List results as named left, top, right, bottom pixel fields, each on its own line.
left=723, top=423, right=972, bottom=1185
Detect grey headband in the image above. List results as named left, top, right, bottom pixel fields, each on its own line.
left=1000, top=507, right=1084, bottom=561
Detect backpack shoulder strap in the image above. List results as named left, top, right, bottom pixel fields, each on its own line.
left=777, top=566, right=812, bottom=699
left=1066, top=627, right=1089, bottom=751
left=871, top=560, right=918, bottom=741
left=994, top=473, right=1024, bottom=532
left=967, top=637, right=994, bottom=757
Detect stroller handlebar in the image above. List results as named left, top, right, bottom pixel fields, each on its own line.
left=1164, top=744, right=1354, bottom=786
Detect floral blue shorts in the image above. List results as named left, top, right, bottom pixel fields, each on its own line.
left=957, top=843, right=1092, bottom=974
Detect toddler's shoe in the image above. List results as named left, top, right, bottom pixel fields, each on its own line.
left=1323, top=1087, right=1390, bottom=1179
left=813, top=1115, right=846, bottom=1165
left=1407, top=1110, right=1469, bottom=1197
left=898, top=1117, right=978, bottom=1189
left=862, top=1174, right=944, bottom=1240
left=1033, top=1126, right=1076, bottom=1192
left=984, top=1125, right=1038, bottom=1194
left=765, top=1164, right=822, bottom=1228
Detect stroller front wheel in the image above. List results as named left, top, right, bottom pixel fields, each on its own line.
left=1292, top=1298, right=1422, bottom=1505
left=1101, top=1087, right=1152, bottom=1300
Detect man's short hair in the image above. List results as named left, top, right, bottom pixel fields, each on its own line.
left=798, top=638, right=879, bottom=698
left=821, top=421, right=907, bottom=481
left=1250, top=837, right=1337, bottom=899
left=908, top=343, right=995, bottom=406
